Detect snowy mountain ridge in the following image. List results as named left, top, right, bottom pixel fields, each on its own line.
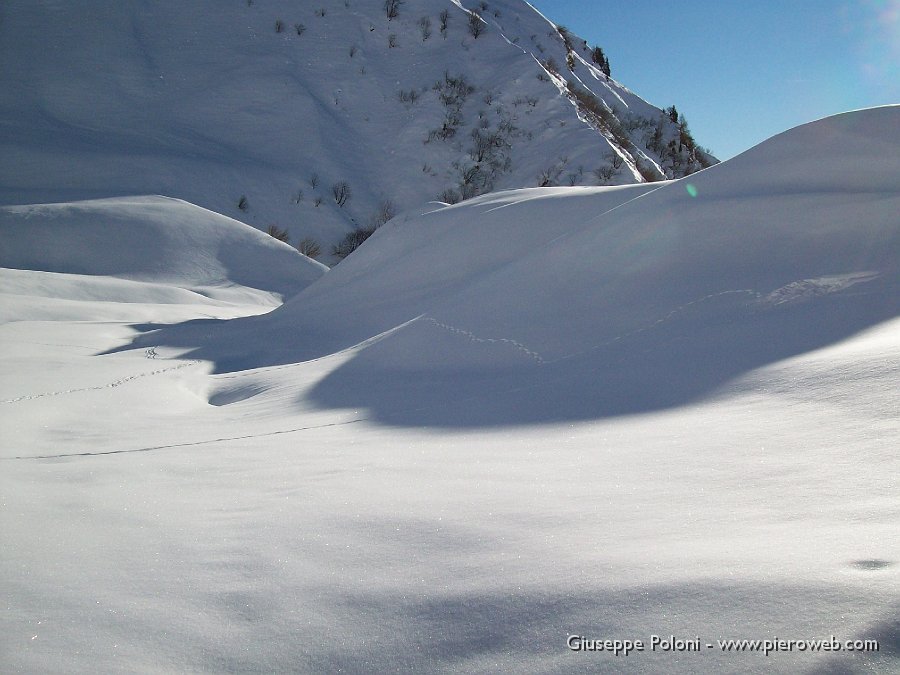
left=0, top=0, right=714, bottom=262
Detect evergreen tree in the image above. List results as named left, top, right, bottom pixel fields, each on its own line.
left=591, top=46, right=611, bottom=77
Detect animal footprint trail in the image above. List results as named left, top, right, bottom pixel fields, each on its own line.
left=423, top=317, right=546, bottom=364
left=0, top=356, right=200, bottom=404
left=422, top=289, right=760, bottom=368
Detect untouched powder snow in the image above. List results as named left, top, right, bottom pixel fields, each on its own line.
left=1, top=108, right=898, bottom=673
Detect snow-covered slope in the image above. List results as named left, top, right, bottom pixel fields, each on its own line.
left=0, top=196, right=327, bottom=321
left=119, top=106, right=900, bottom=424
left=1, top=109, right=897, bottom=674
left=0, top=0, right=713, bottom=262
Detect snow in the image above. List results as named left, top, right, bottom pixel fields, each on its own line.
left=0, top=196, right=327, bottom=305
left=0, top=0, right=706, bottom=262
left=1, top=106, right=897, bottom=673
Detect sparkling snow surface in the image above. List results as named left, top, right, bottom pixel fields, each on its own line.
left=1, top=108, right=898, bottom=673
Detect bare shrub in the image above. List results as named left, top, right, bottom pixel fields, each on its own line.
left=332, top=227, right=375, bottom=260
left=433, top=71, right=474, bottom=106
left=266, top=224, right=290, bottom=243
left=634, top=159, right=664, bottom=182
left=593, top=164, right=616, bottom=182
left=542, top=58, right=560, bottom=77
left=468, top=10, right=485, bottom=38
left=384, top=0, right=402, bottom=20
left=439, top=188, right=460, bottom=204
left=371, top=199, right=397, bottom=227
left=565, top=81, right=632, bottom=150
left=419, top=16, right=432, bottom=41
left=457, top=162, right=488, bottom=199
left=331, top=181, right=351, bottom=206
left=398, top=88, right=420, bottom=104
left=469, top=128, right=506, bottom=162
left=537, top=159, right=567, bottom=187
left=297, top=238, right=321, bottom=259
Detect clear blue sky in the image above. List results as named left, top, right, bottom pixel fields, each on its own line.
left=529, top=0, right=899, bottom=159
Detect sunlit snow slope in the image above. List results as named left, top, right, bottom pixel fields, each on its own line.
left=1, top=108, right=897, bottom=674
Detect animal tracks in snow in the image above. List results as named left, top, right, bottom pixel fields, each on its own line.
left=422, top=289, right=761, bottom=366
left=4, top=418, right=369, bottom=460
left=422, top=317, right=546, bottom=364
left=421, top=274, right=876, bottom=368
left=0, top=353, right=200, bottom=404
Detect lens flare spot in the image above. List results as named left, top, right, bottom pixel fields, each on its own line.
left=685, top=183, right=698, bottom=198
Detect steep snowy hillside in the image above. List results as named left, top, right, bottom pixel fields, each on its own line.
left=0, top=0, right=714, bottom=262
left=1, top=108, right=897, bottom=674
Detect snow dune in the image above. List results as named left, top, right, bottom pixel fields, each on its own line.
left=1, top=108, right=898, bottom=674
left=0, top=196, right=326, bottom=319
left=116, top=106, right=900, bottom=426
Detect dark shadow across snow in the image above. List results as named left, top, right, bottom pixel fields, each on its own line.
left=104, top=273, right=898, bottom=428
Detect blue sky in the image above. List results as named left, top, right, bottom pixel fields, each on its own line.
left=528, top=0, right=899, bottom=159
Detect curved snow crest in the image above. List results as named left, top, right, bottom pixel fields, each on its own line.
left=715, top=104, right=900, bottom=192
left=304, top=108, right=900, bottom=418
left=104, top=106, right=900, bottom=425
left=0, top=195, right=327, bottom=300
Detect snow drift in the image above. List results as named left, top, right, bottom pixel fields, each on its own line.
left=121, top=106, right=900, bottom=425
left=0, top=196, right=326, bottom=303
